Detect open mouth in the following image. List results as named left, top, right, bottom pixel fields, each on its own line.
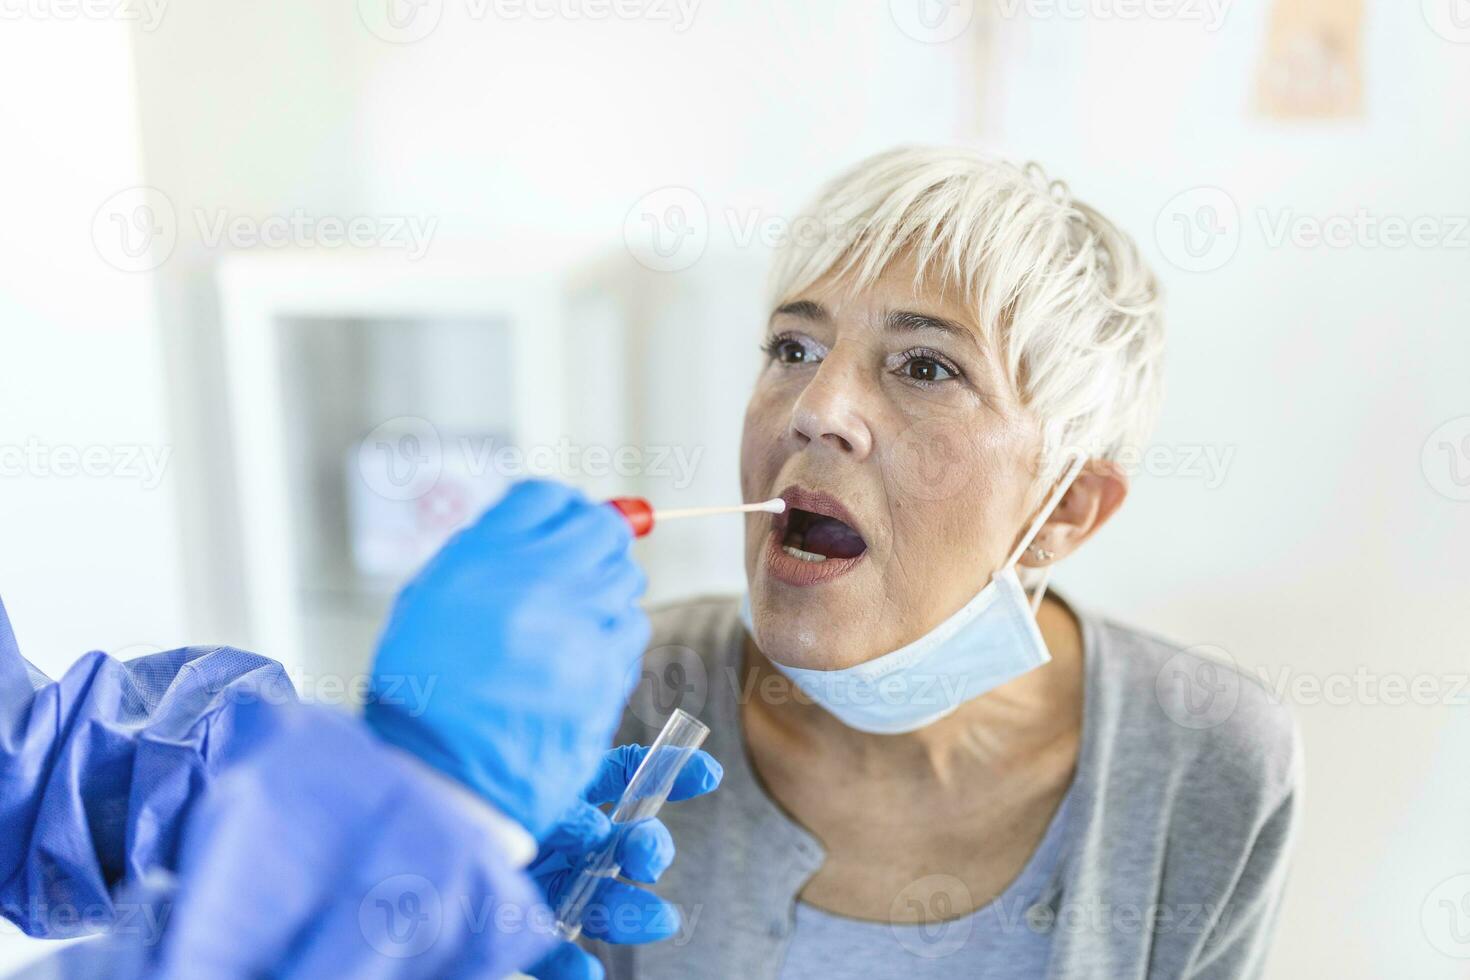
left=774, top=489, right=868, bottom=564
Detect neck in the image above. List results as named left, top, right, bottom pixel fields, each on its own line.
left=741, top=593, right=1085, bottom=783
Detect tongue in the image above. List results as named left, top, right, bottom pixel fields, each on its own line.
left=802, top=516, right=866, bottom=559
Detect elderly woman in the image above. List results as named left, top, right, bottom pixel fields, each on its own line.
left=595, top=147, right=1298, bottom=979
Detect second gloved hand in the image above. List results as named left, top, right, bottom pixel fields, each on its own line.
left=365, top=480, right=650, bottom=838
left=528, top=744, right=724, bottom=980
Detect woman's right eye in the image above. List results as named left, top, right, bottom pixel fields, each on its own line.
left=774, top=340, right=807, bottom=363
left=762, top=333, right=821, bottom=366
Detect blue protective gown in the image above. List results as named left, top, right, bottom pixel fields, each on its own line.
left=0, top=597, right=558, bottom=977
left=0, top=596, right=294, bottom=939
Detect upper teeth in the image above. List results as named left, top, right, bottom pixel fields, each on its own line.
left=782, top=545, right=827, bottom=563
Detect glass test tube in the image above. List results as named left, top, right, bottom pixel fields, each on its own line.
left=553, top=708, right=711, bottom=941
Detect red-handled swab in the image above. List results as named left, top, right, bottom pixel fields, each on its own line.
left=607, top=497, right=786, bottom=538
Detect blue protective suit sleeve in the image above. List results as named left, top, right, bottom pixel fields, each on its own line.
left=0, top=595, right=296, bottom=939
left=17, top=699, right=560, bottom=980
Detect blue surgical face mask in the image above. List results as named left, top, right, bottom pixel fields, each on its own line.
left=740, top=452, right=1085, bottom=735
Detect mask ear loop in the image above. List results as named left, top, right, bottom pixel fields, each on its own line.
left=1004, top=449, right=1088, bottom=613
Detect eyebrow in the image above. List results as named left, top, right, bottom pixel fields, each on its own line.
left=884, top=309, right=972, bottom=340
left=770, top=301, right=982, bottom=355
left=771, top=300, right=826, bottom=323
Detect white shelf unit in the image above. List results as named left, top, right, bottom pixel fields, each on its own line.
left=218, top=249, right=590, bottom=682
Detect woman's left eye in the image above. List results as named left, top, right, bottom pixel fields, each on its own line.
left=895, top=352, right=959, bottom=384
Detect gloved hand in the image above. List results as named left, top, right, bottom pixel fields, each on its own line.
left=364, top=479, right=650, bottom=838
left=527, top=744, right=724, bottom=980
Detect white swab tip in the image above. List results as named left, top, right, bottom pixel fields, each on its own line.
left=756, top=498, right=786, bottom=514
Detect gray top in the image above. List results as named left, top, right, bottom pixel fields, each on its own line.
left=777, top=785, right=1073, bottom=979
left=590, top=594, right=1301, bottom=980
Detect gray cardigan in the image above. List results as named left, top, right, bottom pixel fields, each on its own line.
left=591, top=594, right=1301, bottom=979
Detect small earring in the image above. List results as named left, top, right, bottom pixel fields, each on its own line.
left=1028, top=544, right=1055, bottom=562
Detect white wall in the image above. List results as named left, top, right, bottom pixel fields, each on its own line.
left=0, top=19, right=186, bottom=664
left=127, top=0, right=373, bottom=645
left=986, top=7, right=1470, bottom=978
left=0, top=15, right=185, bottom=974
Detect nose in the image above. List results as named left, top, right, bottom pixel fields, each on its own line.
left=789, top=358, right=874, bottom=459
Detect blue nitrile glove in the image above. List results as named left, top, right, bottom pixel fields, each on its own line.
left=526, top=745, right=724, bottom=980
left=364, top=479, right=651, bottom=838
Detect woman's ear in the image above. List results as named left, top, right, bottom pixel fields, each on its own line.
left=1021, top=458, right=1129, bottom=565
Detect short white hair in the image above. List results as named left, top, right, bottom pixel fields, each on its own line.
left=767, top=145, right=1166, bottom=482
